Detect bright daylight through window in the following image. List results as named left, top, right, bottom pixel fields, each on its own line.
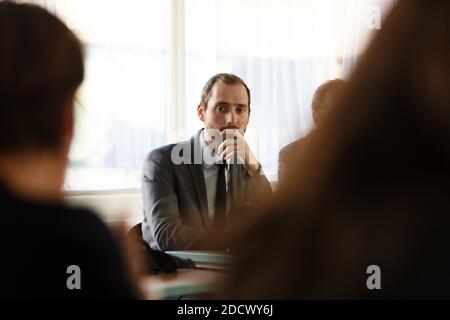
left=23, top=0, right=394, bottom=191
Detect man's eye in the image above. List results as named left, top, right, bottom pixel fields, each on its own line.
left=216, top=106, right=225, bottom=112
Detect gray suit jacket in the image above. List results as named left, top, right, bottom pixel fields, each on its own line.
left=278, top=134, right=312, bottom=190
left=141, top=129, right=273, bottom=251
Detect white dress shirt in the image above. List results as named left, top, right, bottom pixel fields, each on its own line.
left=199, top=130, right=230, bottom=221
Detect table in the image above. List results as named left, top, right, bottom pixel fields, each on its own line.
left=141, top=268, right=226, bottom=299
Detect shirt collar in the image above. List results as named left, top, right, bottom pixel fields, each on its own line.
left=200, top=129, right=223, bottom=168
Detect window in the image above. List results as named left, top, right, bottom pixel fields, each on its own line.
left=25, top=0, right=167, bottom=191
left=21, top=0, right=394, bottom=190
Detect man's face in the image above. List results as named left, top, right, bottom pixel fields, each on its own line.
left=197, top=80, right=250, bottom=134
left=312, top=108, right=328, bottom=127
left=312, top=96, right=333, bottom=127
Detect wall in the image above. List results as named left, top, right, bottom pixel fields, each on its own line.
left=64, top=182, right=277, bottom=228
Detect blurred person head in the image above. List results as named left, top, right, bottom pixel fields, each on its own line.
left=0, top=1, right=84, bottom=201
left=222, top=0, right=450, bottom=299
left=197, top=73, right=251, bottom=136
left=311, top=79, right=346, bottom=127
left=0, top=3, right=145, bottom=300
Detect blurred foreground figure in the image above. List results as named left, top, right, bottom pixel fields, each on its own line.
left=0, top=2, right=136, bottom=299
left=223, top=0, right=450, bottom=299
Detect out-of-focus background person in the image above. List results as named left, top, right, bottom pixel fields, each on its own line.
left=278, top=79, right=346, bottom=187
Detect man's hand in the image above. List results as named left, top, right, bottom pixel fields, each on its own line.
left=217, top=129, right=261, bottom=175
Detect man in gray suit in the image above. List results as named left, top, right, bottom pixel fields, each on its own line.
left=142, top=73, right=273, bottom=251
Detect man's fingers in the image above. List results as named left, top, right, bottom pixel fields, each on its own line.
left=220, top=145, right=243, bottom=159
left=220, top=128, right=245, bottom=141
left=217, top=140, right=226, bottom=154
left=218, top=139, right=240, bottom=154
left=220, top=146, right=234, bottom=159
left=224, top=151, right=246, bottom=164
left=234, top=129, right=244, bottom=138
left=220, top=128, right=236, bottom=139
left=224, top=151, right=236, bottom=160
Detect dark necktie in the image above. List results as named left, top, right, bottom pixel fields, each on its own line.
left=214, top=163, right=227, bottom=229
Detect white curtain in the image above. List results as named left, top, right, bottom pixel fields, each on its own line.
left=185, top=0, right=395, bottom=180
left=21, top=0, right=168, bottom=190
left=18, top=0, right=396, bottom=189
left=341, top=0, right=396, bottom=77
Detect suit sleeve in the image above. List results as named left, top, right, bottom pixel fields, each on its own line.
left=142, top=148, right=226, bottom=251
left=278, top=146, right=290, bottom=187
left=244, top=168, right=274, bottom=210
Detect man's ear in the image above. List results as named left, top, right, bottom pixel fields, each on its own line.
left=197, top=104, right=206, bottom=122
left=312, top=110, right=319, bottom=127
left=61, top=94, right=75, bottom=149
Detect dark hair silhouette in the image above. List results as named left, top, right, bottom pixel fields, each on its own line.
left=0, top=1, right=84, bottom=152
left=311, top=79, right=346, bottom=111
left=223, top=0, right=450, bottom=299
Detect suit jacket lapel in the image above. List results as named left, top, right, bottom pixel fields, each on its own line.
left=186, top=130, right=210, bottom=227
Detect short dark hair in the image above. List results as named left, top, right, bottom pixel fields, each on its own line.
left=200, top=73, right=251, bottom=110
left=0, top=1, right=84, bottom=152
left=311, top=79, right=346, bottom=111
